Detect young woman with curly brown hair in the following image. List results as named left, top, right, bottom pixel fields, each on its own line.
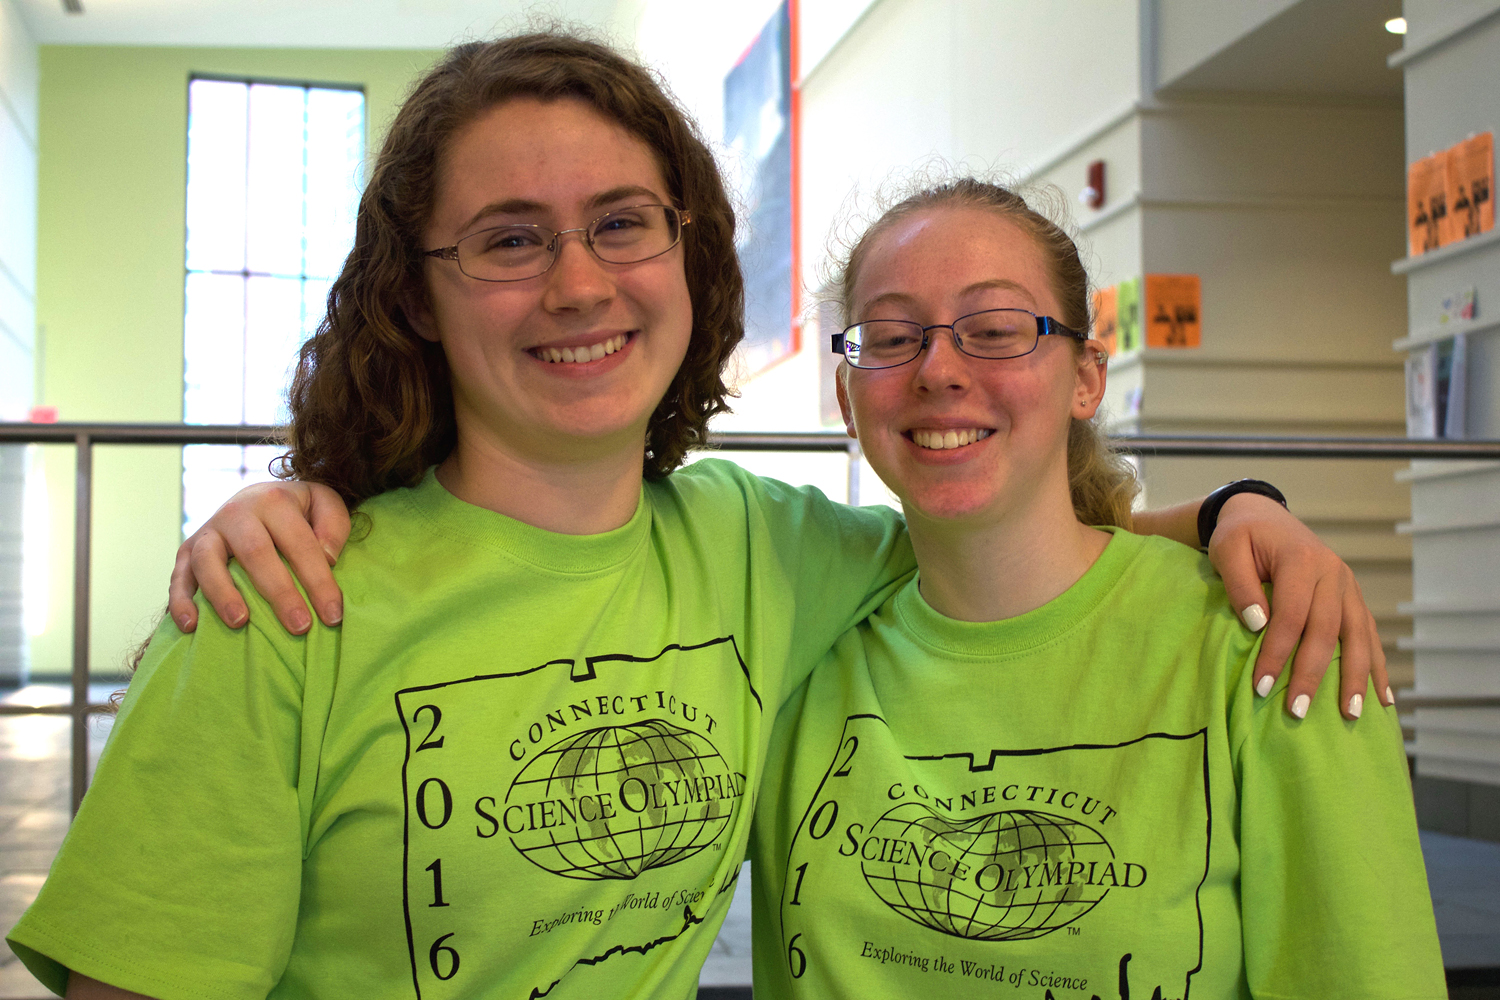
left=10, top=32, right=1387, bottom=1000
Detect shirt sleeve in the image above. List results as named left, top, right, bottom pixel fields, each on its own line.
left=1231, top=663, right=1447, bottom=1000
left=722, top=461, right=916, bottom=703
left=6, top=578, right=314, bottom=1000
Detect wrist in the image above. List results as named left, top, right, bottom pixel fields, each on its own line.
left=1197, top=479, right=1287, bottom=549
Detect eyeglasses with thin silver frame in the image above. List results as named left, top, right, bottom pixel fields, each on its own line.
left=423, top=204, right=691, bottom=282
left=831, top=307, right=1089, bottom=370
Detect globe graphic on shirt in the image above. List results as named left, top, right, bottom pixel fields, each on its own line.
left=862, top=803, right=1116, bottom=941
left=507, top=719, right=742, bottom=880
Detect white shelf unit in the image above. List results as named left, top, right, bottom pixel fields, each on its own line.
left=1393, top=0, right=1500, bottom=791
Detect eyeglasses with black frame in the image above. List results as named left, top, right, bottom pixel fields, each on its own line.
left=831, top=308, right=1089, bottom=370
left=423, top=204, right=691, bottom=282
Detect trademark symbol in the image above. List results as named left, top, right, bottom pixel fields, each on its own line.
left=711, top=844, right=721, bottom=851
left=1067, top=926, right=1081, bottom=936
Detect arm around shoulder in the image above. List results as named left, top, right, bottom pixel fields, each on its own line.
left=168, top=479, right=351, bottom=635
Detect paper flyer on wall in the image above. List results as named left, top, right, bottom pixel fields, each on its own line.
left=1406, top=346, right=1438, bottom=439
left=1444, top=132, right=1494, bottom=242
left=1115, top=278, right=1142, bottom=354
left=1091, top=285, right=1118, bottom=355
left=1143, top=274, right=1202, bottom=348
left=1439, top=286, right=1477, bottom=325
left=1407, top=152, right=1448, bottom=256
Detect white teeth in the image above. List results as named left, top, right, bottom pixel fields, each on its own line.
left=539, top=334, right=628, bottom=364
left=912, top=428, right=992, bottom=450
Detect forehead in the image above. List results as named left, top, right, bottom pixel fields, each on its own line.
left=852, top=206, right=1059, bottom=318
left=431, top=96, right=671, bottom=231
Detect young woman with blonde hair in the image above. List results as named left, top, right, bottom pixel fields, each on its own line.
left=750, top=178, right=1442, bottom=1000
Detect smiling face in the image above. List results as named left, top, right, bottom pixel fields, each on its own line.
left=838, top=205, right=1107, bottom=528
left=411, top=96, right=694, bottom=466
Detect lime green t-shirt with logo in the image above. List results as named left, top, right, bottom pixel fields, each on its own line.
left=8, top=460, right=912, bottom=1000
left=751, top=529, right=1445, bottom=1000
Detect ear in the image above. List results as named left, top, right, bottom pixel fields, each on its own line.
left=403, top=284, right=441, bottom=344
left=834, top=363, right=858, bottom=439
left=1073, top=339, right=1108, bottom=420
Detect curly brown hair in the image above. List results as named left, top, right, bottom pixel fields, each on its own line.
left=832, top=176, right=1139, bottom=529
left=282, top=32, right=744, bottom=507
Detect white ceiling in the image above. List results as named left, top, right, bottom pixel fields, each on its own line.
left=1158, top=0, right=1405, bottom=100
left=11, top=0, right=633, bottom=48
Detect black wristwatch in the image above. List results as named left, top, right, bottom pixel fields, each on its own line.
left=1197, top=479, right=1288, bottom=549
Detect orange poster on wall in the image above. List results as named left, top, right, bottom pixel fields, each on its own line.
left=1444, top=131, right=1495, bottom=243
left=1091, top=284, right=1118, bottom=355
left=1408, top=152, right=1449, bottom=255
left=1143, top=274, right=1201, bottom=349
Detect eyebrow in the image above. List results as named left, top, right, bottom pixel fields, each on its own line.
left=860, top=279, right=1038, bottom=314
left=459, top=185, right=666, bottom=236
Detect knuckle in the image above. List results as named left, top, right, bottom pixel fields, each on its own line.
left=236, top=534, right=276, bottom=561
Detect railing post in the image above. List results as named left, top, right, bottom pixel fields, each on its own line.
left=71, top=432, right=92, bottom=816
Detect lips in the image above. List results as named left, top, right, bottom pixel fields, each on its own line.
left=532, top=333, right=630, bottom=364
left=909, top=428, right=993, bottom=450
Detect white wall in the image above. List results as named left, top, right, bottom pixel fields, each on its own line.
left=698, top=0, right=1144, bottom=436
left=799, top=0, right=1140, bottom=305
left=0, top=0, right=37, bottom=686
left=1155, top=0, right=1298, bottom=88
left=0, top=0, right=36, bottom=417
left=622, top=0, right=1143, bottom=435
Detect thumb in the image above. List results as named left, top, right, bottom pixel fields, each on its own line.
left=1209, top=533, right=1270, bottom=633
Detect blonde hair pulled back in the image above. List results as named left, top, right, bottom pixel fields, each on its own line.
left=830, top=175, right=1139, bottom=529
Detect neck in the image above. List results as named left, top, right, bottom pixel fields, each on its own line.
left=905, top=484, right=1110, bottom=623
left=436, top=432, right=645, bottom=535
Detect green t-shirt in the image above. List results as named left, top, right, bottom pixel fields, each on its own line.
left=8, top=460, right=912, bottom=1000
left=750, top=529, right=1445, bottom=1000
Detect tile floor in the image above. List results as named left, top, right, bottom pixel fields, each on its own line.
left=1424, top=829, right=1500, bottom=970
left=1, top=684, right=115, bottom=999
left=2, top=684, right=1498, bottom=999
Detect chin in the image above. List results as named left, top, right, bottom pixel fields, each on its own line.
left=546, top=387, right=659, bottom=433
left=897, top=483, right=1003, bottom=525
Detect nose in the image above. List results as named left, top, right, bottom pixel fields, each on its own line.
left=911, top=326, right=970, bottom=392
left=540, top=229, right=614, bottom=314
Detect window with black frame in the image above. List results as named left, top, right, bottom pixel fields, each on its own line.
left=181, top=77, right=364, bottom=536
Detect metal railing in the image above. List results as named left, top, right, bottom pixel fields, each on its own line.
left=3, top=421, right=1500, bottom=814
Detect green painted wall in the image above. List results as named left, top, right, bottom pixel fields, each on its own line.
left=31, top=45, right=441, bottom=679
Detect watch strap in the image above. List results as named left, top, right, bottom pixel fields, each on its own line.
left=1197, top=479, right=1288, bottom=550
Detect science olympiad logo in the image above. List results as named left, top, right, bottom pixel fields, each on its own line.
left=857, top=804, right=1142, bottom=941
left=501, top=719, right=747, bottom=880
